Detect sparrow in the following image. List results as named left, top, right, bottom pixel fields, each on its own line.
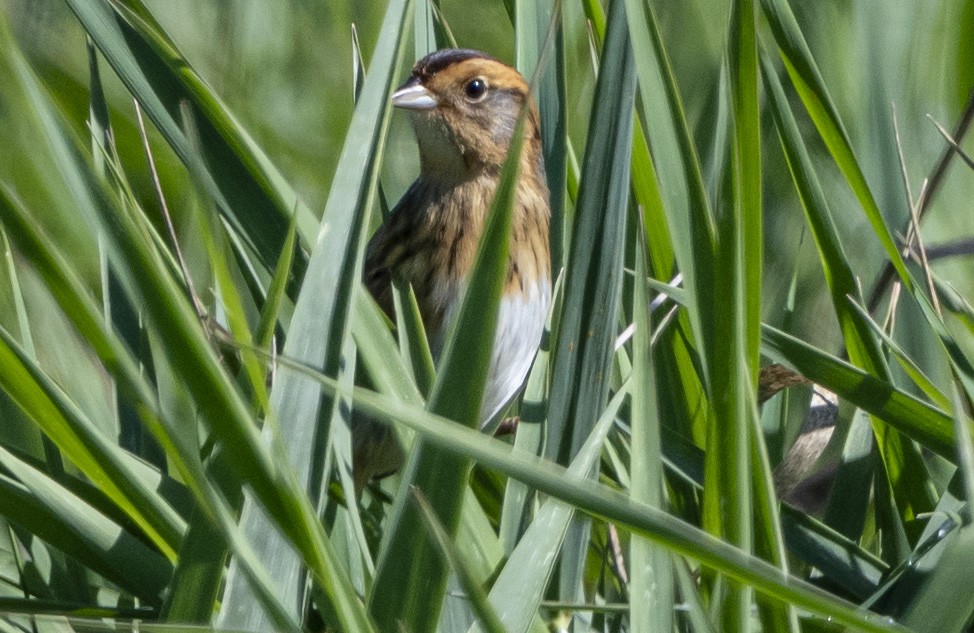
left=353, top=49, right=551, bottom=491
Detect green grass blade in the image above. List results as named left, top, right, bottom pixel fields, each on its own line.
left=324, top=338, right=374, bottom=597
left=441, top=489, right=507, bottom=631
left=729, top=0, right=762, bottom=372
left=545, top=0, right=632, bottom=469
left=340, top=385, right=913, bottom=633
left=630, top=114, right=676, bottom=278
left=477, top=386, right=626, bottom=633
left=761, top=325, right=957, bottom=458
left=675, top=558, right=719, bottom=633
left=618, top=0, right=717, bottom=497
left=0, top=444, right=171, bottom=602
left=220, top=0, right=412, bottom=627
left=543, top=0, right=634, bottom=605
left=368, top=57, right=529, bottom=633
left=846, top=299, right=951, bottom=411
left=872, top=382, right=974, bottom=632
left=750, top=409, right=801, bottom=633
left=0, top=598, right=150, bottom=620
left=413, top=490, right=507, bottom=633
left=701, top=0, right=761, bottom=626
left=761, top=52, right=887, bottom=377
left=780, top=507, right=887, bottom=600
left=760, top=0, right=914, bottom=293
left=193, top=174, right=269, bottom=416
left=160, top=508, right=228, bottom=623
left=392, top=280, right=436, bottom=398
left=353, top=289, right=425, bottom=408
left=629, top=89, right=707, bottom=461
left=383, top=179, right=435, bottom=399
left=414, top=0, right=437, bottom=59
left=66, top=0, right=317, bottom=269
left=254, top=213, right=297, bottom=350
left=629, top=221, right=673, bottom=632
left=0, top=227, right=67, bottom=484
left=0, top=325, right=184, bottom=559
left=622, top=0, right=717, bottom=364
left=892, top=380, right=974, bottom=632
left=899, top=523, right=974, bottom=633
left=515, top=0, right=567, bottom=272
left=762, top=50, right=936, bottom=538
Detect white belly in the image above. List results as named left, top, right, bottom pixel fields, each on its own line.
left=429, top=279, right=550, bottom=425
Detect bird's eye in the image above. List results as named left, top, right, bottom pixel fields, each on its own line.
left=464, top=78, right=488, bottom=101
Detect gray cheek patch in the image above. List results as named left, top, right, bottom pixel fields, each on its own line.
left=483, top=92, right=520, bottom=145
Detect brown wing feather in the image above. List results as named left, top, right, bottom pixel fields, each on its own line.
left=362, top=181, right=426, bottom=318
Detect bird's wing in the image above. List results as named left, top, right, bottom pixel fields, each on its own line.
left=362, top=181, right=426, bottom=319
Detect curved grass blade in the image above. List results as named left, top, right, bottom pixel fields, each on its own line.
left=334, top=382, right=913, bottom=633
left=762, top=51, right=935, bottom=533
left=846, top=299, right=950, bottom=411
left=760, top=0, right=914, bottom=294
left=160, top=508, right=228, bottom=623
left=65, top=0, right=317, bottom=272
left=761, top=325, right=956, bottom=459
left=0, top=324, right=185, bottom=560
left=220, top=0, right=412, bottom=628
left=0, top=444, right=171, bottom=602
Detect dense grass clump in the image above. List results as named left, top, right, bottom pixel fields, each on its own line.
left=0, top=0, right=972, bottom=632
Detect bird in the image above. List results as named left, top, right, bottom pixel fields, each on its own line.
left=353, top=48, right=551, bottom=492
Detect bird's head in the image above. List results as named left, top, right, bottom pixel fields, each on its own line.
left=392, top=49, right=542, bottom=182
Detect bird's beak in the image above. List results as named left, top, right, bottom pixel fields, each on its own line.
left=391, top=79, right=438, bottom=110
